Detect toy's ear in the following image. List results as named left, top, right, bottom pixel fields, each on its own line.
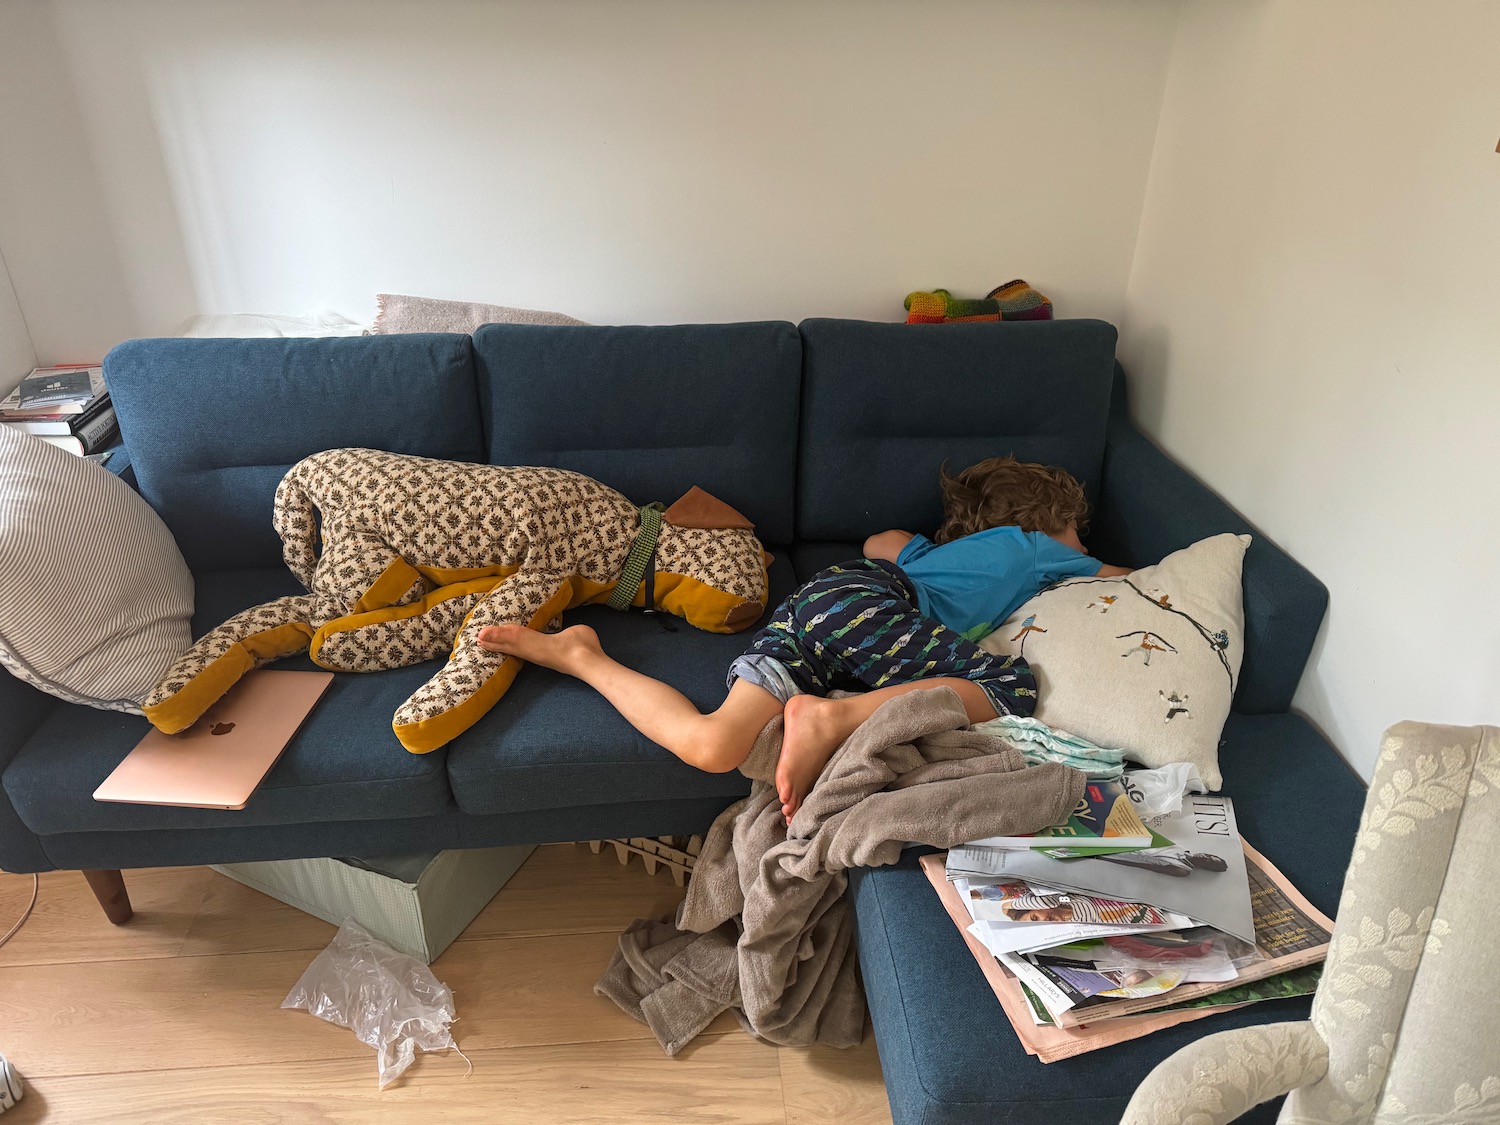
left=664, top=486, right=754, bottom=531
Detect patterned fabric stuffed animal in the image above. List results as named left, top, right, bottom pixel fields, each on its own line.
left=144, top=448, right=770, bottom=753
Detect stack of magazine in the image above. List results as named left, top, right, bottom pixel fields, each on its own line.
left=925, top=782, right=1334, bottom=1062
left=0, top=365, right=115, bottom=456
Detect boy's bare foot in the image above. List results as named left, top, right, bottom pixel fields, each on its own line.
left=776, top=694, right=858, bottom=823
left=476, top=623, right=603, bottom=675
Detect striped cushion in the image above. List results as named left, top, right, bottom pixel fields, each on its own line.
left=0, top=427, right=193, bottom=711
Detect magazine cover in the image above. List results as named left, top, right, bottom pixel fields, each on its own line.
left=1015, top=964, right=1321, bottom=1027
left=918, top=855, right=1245, bottom=1063
left=950, top=794, right=1255, bottom=944
left=963, top=880, right=1172, bottom=926
left=1050, top=842, right=1332, bottom=1027
left=16, top=367, right=96, bottom=409
left=965, top=778, right=1153, bottom=849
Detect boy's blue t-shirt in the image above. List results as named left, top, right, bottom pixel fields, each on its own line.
left=894, top=526, right=1102, bottom=641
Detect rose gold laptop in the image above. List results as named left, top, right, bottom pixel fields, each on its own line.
left=94, top=670, right=334, bottom=811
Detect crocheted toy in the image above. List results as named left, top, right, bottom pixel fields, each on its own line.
left=903, top=280, right=1053, bottom=324
left=144, top=449, right=770, bottom=753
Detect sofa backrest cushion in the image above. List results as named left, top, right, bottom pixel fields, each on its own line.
left=105, top=335, right=483, bottom=571
left=795, top=319, right=1118, bottom=542
left=474, top=323, right=801, bottom=545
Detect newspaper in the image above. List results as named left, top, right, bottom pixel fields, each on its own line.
left=948, top=794, right=1254, bottom=944
left=918, top=855, right=1247, bottom=1063
left=1049, top=840, right=1331, bottom=1027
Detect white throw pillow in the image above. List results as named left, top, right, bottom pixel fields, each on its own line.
left=0, top=427, right=194, bottom=712
left=980, top=533, right=1250, bottom=790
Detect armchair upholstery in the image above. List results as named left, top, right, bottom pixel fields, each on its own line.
left=1122, top=721, right=1500, bottom=1125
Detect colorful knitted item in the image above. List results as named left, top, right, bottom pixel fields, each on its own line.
left=904, top=280, right=1053, bottom=324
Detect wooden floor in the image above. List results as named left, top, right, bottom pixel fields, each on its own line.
left=0, top=845, right=893, bottom=1124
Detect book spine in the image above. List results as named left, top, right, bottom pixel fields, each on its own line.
left=73, top=407, right=118, bottom=452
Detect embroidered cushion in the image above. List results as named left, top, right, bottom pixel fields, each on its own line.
left=0, top=427, right=193, bottom=711
left=980, top=533, right=1249, bottom=789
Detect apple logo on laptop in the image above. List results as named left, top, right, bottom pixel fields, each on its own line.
left=210, top=722, right=236, bottom=736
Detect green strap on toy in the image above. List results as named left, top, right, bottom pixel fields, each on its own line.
left=607, top=503, right=665, bottom=611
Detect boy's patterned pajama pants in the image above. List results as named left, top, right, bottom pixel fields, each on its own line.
left=729, top=559, right=1037, bottom=717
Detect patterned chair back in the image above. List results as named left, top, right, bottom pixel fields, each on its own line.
left=1122, top=721, right=1500, bottom=1125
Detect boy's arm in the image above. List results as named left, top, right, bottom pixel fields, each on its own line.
left=1094, top=563, right=1133, bottom=577
left=864, top=530, right=916, bottom=564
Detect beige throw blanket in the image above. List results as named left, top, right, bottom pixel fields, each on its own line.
left=595, top=687, right=1086, bottom=1054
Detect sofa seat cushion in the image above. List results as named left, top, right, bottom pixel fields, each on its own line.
left=1, top=569, right=453, bottom=835
left=444, top=552, right=799, bottom=816
left=852, top=711, right=1365, bottom=1125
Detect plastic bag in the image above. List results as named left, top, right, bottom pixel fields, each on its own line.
left=1119, top=762, right=1207, bottom=820
left=282, top=919, right=463, bottom=1088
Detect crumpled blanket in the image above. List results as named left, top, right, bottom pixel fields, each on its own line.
left=594, top=687, right=1087, bottom=1054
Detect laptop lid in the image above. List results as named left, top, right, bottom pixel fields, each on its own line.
left=94, top=670, right=334, bottom=811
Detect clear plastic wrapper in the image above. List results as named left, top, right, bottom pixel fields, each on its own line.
left=282, top=919, right=464, bottom=1087
left=1119, top=761, right=1207, bottom=819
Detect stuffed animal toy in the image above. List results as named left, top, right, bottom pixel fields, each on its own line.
left=144, top=448, right=770, bottom=753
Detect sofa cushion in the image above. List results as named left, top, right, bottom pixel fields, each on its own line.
left=444, top=552, right=799, bottom=816
left=473, top=323, right=801, bottom=545
left=0, top=427, right=193, bottom=712
left=852, top=711, right=1365, bottom=1125
left=104, top=335, right=484, bottom=571
left=796, top=319, right=1117, bottom=543
left=1, top=568, right=453, bottom=835
left=980, top=533, right=1251, bottom=791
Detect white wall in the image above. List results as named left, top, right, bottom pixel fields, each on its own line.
left=0, top=0, right=1180, bottom=356
left=1120, top=1, right=1500, bottom=778
left=0, top=252, right=36, bottom=395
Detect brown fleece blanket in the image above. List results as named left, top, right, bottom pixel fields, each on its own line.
left=594, top=687, right=1086, bottom=1054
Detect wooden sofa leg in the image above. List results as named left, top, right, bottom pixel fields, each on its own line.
left=81, top=869, right=134, bottom=924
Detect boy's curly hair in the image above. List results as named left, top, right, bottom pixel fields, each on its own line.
left=934, top=455, right=1090, bottom=544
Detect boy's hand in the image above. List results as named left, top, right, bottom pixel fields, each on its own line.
left=864, top=530, right=915, bottom=563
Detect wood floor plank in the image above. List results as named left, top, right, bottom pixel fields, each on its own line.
left=779, top=1034, right=894, bottom=1125
left=0, top=849, right=891, bottom=1120
left=455, top=842, right=689, bottom=942
left=435, top=929, right=738, bottom=1048
left=8, top=1036, right=787, bottom=1124
left=179, top=871, right=338, bottom=957
left=0, top=866, right=211, bottom=967
left=0, top=928, right=729, bottom=1078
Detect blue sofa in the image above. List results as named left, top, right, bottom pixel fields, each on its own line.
left=0, top=319, right=1365, bottom=1123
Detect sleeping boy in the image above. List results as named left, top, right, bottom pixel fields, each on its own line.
left=478, top=456, right=1132, bottom=823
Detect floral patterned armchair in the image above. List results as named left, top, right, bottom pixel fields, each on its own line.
left=1122, top=721, right=1500, bottom=1125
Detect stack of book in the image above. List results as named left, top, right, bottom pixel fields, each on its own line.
left=927, top=780, right=1333, bottom=1062
left=1, top=365, right=116, bottom=456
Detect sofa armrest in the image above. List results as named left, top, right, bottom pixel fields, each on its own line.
left=1090, top=413, right=1327, bottom=715
left=0, top=670, right=59, bottom=872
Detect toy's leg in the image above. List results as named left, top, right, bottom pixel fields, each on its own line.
left=274, top=469, right=432, bottom=615
left=309, top=523, right=433, bottom=615
left=308, top=577, right=503, bottom=671
left=392, top=570, right=573, bottom=753
left=143, top=594, right=324, bottom=734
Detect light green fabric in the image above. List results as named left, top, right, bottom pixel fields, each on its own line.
left=973, top=714, right=1125, bottom=780
left=1122, top=721, right=1500, bottom=1125
left=607, top=503, right=665, bottom=611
